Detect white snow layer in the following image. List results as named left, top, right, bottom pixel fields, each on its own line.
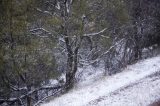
left=41, top=55, right=160, bottom=106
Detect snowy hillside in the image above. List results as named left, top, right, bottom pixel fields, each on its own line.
left=41, top=56, right=160, bottom=106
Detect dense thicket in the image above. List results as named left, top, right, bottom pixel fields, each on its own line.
left=0, top=0, right=160, bottom=105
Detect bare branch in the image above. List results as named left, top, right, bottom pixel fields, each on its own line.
left=80, top=38, right=125, bottom=66
left=0, top=85, right=62, bottom=105
left=83, top=28, right=108, bottom=37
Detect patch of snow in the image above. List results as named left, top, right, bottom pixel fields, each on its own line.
left=41, top=55, right=160, bottom=106
left=88, top=74, right=160, bottom=106
left=76, top=64, right=105, bottom=88
left=49, top=79, right=58, bottom=85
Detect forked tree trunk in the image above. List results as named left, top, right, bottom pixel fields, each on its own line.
left=61, top=0, right=80, bottom=91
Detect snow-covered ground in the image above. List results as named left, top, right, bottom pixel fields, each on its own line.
left=41, top=56, right=160, bottom=106
left=88, top=72, right=160, bottom=106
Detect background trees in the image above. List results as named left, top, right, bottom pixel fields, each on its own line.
left=0, top=0, right=160, bottom=105
left=0, top=0, right=59, bottom=105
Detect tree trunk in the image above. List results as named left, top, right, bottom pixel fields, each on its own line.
left=27, top=96, right=31, bottom=106
left=64, top=37, right=79, bottom=91
left=26, top=86, right=31, bottom=106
